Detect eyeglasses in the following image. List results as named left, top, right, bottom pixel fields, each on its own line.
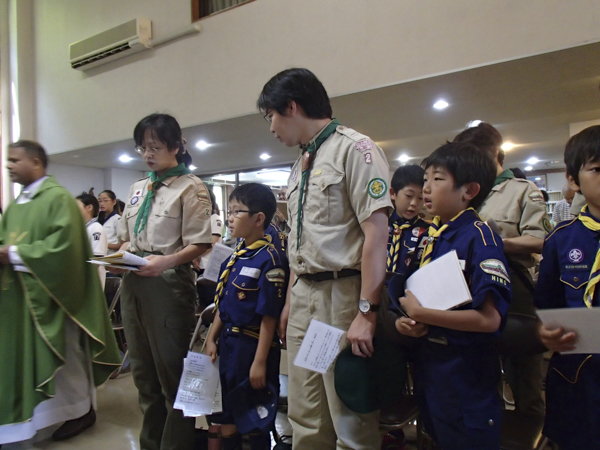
left=135, top=146, right=162, bottom=155
left=263, top=113, right=273, bottom=124
left=227, top=209, right=255, bottom=218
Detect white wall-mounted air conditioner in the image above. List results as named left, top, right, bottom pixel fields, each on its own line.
left=69, top=18, right=152, bottom=71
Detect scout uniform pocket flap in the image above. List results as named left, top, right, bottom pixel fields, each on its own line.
left=560, top=272, right=588, bottom=290
left=232, top=275, right=260, bottom=291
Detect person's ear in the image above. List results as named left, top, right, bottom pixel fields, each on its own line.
left=463, top=182, right=481, bottom=203
left=389, top=187, right=396, bottom=202
left=288, top=101, right=298, bottom=117
left=567, top=175, right=581, bottom=193
left=255, top=212, right=266, bottom=229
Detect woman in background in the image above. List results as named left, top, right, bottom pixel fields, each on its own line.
left=98, top=190, right=121, bottom=255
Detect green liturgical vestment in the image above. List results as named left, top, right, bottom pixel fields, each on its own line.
left=0, top=177, right=121, bottom=426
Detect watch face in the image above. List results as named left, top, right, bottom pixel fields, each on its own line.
left=358, top=298, right=370, bottom=313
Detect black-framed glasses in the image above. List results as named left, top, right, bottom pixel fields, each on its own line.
left=263, top=113, right=273, bottom=124
left=227, top=209, right=255, bottom=218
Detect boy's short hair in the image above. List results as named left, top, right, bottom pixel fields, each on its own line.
left=426, top=142, right=496, bottom=210
left=229, top=183, right=276, bottom=230
left=257, top=68, right=332, bottom=120
left=76, top=193, right=100, bottom=217
left=453, top=122, right=504, bottom=167
left=564, top=125, right=600, bottom=186
left=391, top=165, right=425, bottom=192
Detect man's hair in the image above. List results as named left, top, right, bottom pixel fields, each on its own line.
left=391, top=165, right=425, bottom=192
left=564, top=125, right=600, bottom=186
left=229, top=183, right=276, bottom=230
left=76, top=193, right=100, bottom=217
left=9, top=140, right=48, bottom=168
left=425, top=142, right=497, bottom=210
left=257, top=68, right=332, bottom=119
left=453, top=122, right=504, bottom=166
left=134, top=113, right=192, bottom=167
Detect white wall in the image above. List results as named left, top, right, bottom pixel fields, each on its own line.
left=27, top=0, right=600, bottom=155
left=105, top=167, right=146, bottom=200
left=47, top=163, right=105, bottom=197
left=546, top=171, right=568, bottom=192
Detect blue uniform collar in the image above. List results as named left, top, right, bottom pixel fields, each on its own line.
left=390, top=211, right=421, bottom=227
left=435, top=208, right=482, bottom=241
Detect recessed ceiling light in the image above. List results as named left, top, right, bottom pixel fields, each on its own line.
left=260, top=153, right=271, bottom=160
left=189, top=165, right=197, bottom=171
left=467, top=120, right=483, bottom=128
left=524, top=166, right=533, bottom=171
left=397, top=154, right=410, bottom=163
left=433, top=99, right=449, bottom=110
left=535, top=177, right=541, bottom=181
left=196, top=140, right=209, bottom=150
left=526, top=157, right=539, bottom=165
left=501, top=142, right=515, bottom=151
left=119, top=155, right=133, bottom=163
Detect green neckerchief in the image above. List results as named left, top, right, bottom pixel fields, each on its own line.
left=296, top=118, right=340, bottom=250
left=134, top=163, right=191, bottom=236
left=494, top=168, right=514, bottom=187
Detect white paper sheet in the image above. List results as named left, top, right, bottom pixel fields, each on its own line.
left=203, top=243, right=235, bottom=282
left=537, top=308, right=600, bottom=354
left=174, top=352, right=220, bottom=417
left=405, top=250, right=472, bottom=310
left=293, top=320, right=347, bottom=374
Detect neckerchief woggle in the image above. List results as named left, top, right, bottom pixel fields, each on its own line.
left=420, top=208, right=475, bottom=267
left=296, top=119, right=340, bottom=250
left=134, top=163, right=191, bottom=236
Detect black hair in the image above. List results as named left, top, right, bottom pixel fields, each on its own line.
left=77, top=193, right=100, bottom=217
left=229, top=183, right=276, bottom=230
left=257, top=68, right=332, bottom=119
left=133, top=113, right=192, bottom=167
left=99, top=189, right=117, bottom=201
left=540, top=190, right=549, bottom=203
left=116, top=200, right=125, bottom=215
left=564, top=125, right=600, bottom=187
left=208, top=189, right=220, bottom=215
left=425, top=142, right=496, bottom=210
left=9, top=140, right=48, bottom=168
left=453, top=122, right=504, bottom=167
left=510, top=167, right=527, bottom=179
left=391, top=165, right=425, bottom=192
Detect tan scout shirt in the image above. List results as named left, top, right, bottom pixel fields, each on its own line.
left=477, top=177, right=550, bottom=268
left=118, top=174, right=213, bottom=255
left=286, top=125, right=393, bottom=275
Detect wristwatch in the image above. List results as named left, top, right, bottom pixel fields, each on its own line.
left=358, top=298, right=380, bottom=314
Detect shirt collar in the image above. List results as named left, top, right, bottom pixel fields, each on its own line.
left=86, top=217, right=98, bottom=227
left=438, top=208, right=481, bottom=240
left=18, top=176, right=49, bottom=201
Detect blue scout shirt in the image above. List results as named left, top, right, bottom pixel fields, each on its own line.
left=267, top=222, right=287, bottom=257
left=535, top=215, right=600, bottom=449
left=387, top=212, right=429, bottom=275
left=412, top=209, right=511, bottom=449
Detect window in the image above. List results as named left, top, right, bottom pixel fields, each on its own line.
left=192, top=0, right=254, bottom=21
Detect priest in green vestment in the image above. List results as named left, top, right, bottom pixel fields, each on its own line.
left=0, top=140, right=121, bottom=444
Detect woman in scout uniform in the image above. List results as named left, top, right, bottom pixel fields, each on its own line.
left=116, top=113, right=213, bottom=450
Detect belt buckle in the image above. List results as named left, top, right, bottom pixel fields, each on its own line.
left=333, top=271, right=339, bottom=280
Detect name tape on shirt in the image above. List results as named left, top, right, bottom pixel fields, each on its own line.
left=240, top=267, right=261, bottom=279
left=265, top=268, right=286, bottom=283
left=479, top=259, right=510, bottom=282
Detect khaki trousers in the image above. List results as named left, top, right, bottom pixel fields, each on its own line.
left=287, top=276, right=381, bottom=450
left=121, top=265, right=197, bottom=450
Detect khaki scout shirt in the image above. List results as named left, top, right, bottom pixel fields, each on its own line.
left=477, top=177, right=551, bottom=268
left=118, top=174, right=213, bottom=255
left=286, top=125, right=393, bottom=275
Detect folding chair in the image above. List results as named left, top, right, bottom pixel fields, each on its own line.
left=105, top=277, right=129, bottom=378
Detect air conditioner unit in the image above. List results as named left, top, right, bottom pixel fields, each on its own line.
left=69, top=18, right=152, bottom=71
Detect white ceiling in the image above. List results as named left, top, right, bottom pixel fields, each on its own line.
left=50, top=41, right=600, bottom=176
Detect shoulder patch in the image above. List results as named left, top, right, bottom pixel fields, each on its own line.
left=368, top=178, right=388, bottom=199
left=198, top=192, right=209, bottom=201
left=355, top=139, right=373, bottom=153
left=480, top=259, right=510, bottom=282
left=265, top=268, right=286, bottom=283
left=528, top=191, right=544, bottom=203
left=542, top=217, right=552, bottom=233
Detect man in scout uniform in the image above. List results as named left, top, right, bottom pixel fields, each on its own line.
left=454, top=122, right=550, bottom=415
left=0, top=140, right=121, bottom=445
left=258, top=68, right=392, bottom=449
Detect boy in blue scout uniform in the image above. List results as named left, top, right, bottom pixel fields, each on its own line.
left=395, top=142, right=511, bottom=449
left=534, top=125, right=600, bottom=450
left=206, top=183, right=289, bottom=450
left=386, top=165, right=429, bottom=311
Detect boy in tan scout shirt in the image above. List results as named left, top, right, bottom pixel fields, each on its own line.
left=454, top=122, right=551, bottom=415
left=258, top=68, right=392, bottom=449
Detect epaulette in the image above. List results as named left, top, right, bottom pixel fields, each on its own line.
left=335, top=125, right=370, bottom=143
left=545, top=217, right=578, bottom=241
left=473, top=221, right=499, bottom=247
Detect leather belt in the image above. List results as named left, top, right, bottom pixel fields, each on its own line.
left=299, top=269, right=361, bottom=282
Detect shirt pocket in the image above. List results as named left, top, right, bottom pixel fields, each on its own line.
left=560, top=271, right=588, bottom=307
left=307, top=172, right=345, bottom=225
left=493, top=206, right=521, bottom=238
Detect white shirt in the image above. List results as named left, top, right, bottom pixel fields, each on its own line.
left=102, top=213, right=121, bottom=255
left=86, top=218, right=108, bottom=289
left=200, top=213, right=224, bottom=269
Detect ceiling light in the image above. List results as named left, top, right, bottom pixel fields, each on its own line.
left=196, top=140, right=209, bottom=150
left=189, top=165, right=197, bottom=171
left=467, top=120, right=482, bottom=128
left=397, top=154, right=410, bottom=163
left=524, top=166, right=533, bottom=171
left=256, top=170, right=290, bottom=181
left=535, top=177, right=541, bottom=181
left=433, top=100, right=449, bottom=110
left=501, top=142, right=515, bottom=151
left=119, top=155, right=133, bottom=163
left=526, top=157, right=539, bottom=165
left=260, top=153, right=271, bottom=160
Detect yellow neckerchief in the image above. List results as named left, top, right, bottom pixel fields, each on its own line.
left=420, top=208, right=474, bottom=268
left=578, top=205, right=600, bottom=308
left=214, top=235, right=272, bottom=307
left=387, top=221, right=414, bottom=273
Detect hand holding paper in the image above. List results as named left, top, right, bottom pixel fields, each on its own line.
left=538, top=324, right=578, bottom=353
